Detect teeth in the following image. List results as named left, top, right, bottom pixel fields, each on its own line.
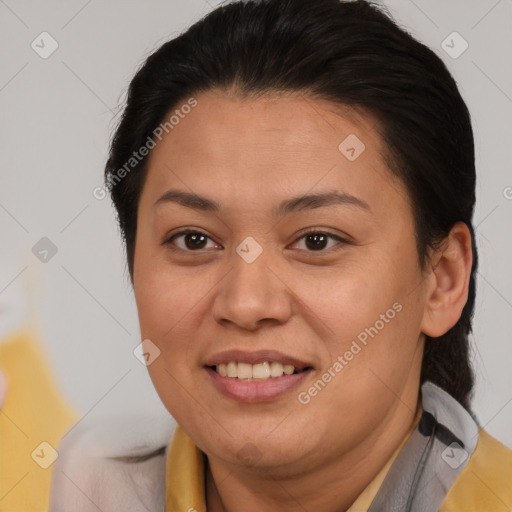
left=226, top=362, right=237, bottom=378
left=238, top=363, right=253, bottom=380
left=214, top=361, right=303, bottom=380
left=270, top=362, right=284, bottom=377
left=283, top=364, right=295, bottom=375
left=253, top=362, right=270, bottom=379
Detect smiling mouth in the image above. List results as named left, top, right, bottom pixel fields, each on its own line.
left=209, top=361, right=312, bottom=381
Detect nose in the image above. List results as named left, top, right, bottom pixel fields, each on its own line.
left=211, top=250, right=293, bottom=331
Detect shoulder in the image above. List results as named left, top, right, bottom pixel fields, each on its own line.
left=441, top=429, right=512, bottom=511
left=49, top=411, right=176, bottom=512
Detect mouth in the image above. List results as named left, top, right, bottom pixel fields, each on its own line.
left=203, top=350, right=314, bottom=402
left=208, top=361, right=311, bottom=381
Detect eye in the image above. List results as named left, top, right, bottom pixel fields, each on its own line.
left=163, top=228, right=348, bottom=253
left=164, top=229, right=221, bottom=252
left=290, top=229, right=347, bottom=252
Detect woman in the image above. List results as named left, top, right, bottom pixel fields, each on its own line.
left=50, top=0, right=512, bottom=510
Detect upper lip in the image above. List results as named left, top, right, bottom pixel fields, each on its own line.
left=203, top=349, right=313, bottom=370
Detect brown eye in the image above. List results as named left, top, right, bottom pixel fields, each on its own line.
left=304, top=233, right=329, bottom=250
left=291, top=230, right=346, bottom=252
left=165, top=230, right=220, bottom=252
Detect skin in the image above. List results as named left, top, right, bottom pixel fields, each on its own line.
left=133, top=89, right=473, bottom=511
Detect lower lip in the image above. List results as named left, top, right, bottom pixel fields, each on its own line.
left=205, top=367, right=313, bottom=403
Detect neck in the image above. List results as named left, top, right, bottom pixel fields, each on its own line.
left=205, top=390, right=421, bottom=512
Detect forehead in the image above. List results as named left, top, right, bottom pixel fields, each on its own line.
left=150, top=89, right=379, bottom=156
left=142, top=90, right=410, bottom=217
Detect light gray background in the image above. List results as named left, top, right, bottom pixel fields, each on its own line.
left=1, top=0, right=511, bottom=448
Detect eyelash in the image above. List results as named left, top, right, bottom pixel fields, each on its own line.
left=163, top=227, right=348, bottom=254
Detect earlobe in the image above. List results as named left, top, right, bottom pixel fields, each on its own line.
left=421, top=222, right=473, bottom=338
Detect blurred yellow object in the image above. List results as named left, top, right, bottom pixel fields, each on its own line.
left=0, top=330, right=77, bottom=512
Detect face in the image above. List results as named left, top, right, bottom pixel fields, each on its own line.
left=133, top=90, right=429, bottom=474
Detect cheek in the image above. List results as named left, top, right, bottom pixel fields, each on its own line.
left=136, top=265, right=209, bottom=417
left=304, top=249, right=424, bottom=386
left=134, top=248, right=208, bottom=339
left=146, top=357, right=203, bottom=426
left=301, top=253, right=403, bottom=339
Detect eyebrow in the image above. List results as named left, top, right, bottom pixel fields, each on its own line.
left=154, top=189, right=371, bottom=216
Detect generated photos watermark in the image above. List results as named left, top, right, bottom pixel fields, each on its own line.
left=298, top=301, right=403, bottom=404
left=93, top=97, right=198, bottom=200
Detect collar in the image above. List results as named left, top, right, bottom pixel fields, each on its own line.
left=367, top=381, right=479, bottom=511
left=165, top=424, right=207, bottom=512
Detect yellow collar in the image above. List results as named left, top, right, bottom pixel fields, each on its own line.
left=165, top=406, right=422, bottom=512
left=165, top=424, right=207, bottom=512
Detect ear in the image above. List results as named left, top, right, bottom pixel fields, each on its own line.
left=421, top=222, right=473, bottom=338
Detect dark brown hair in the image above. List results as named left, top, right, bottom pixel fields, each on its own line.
left=105, top=0, right=478, bottom=411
